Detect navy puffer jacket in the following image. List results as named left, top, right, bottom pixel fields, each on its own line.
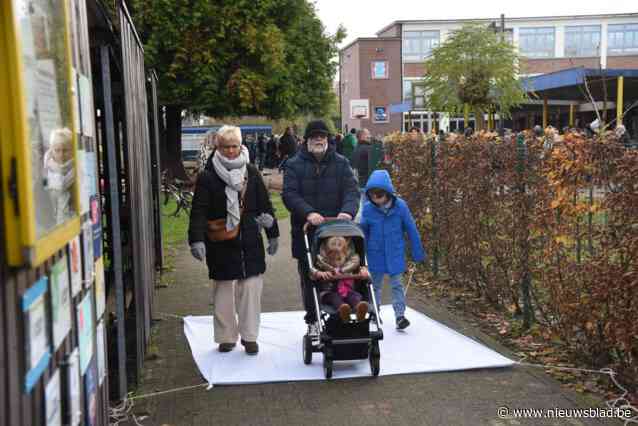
left=282, top=144, right=360, bottom=259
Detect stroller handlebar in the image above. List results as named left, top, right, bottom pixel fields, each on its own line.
left=302, top=216, right=348, bottom=234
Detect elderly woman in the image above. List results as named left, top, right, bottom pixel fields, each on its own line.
left=188, top=125, right=279, bottom=355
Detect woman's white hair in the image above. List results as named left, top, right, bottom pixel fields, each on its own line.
left=216, top=125, right=242, bottom=146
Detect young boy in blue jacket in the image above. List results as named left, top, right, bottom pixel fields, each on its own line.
left=359, top=170, right=426, bottom=329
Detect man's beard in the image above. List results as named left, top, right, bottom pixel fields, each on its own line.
left=308, top=143, right=327, bottom=156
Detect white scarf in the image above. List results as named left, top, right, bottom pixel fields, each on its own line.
left=212, top=146, right=249, bottom=231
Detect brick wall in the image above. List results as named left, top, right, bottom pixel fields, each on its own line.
left=607, top=55, right=638, bottom=68
left=404, top=62, right=427, bottom=78
left=357, top=39, right=402, bottom=135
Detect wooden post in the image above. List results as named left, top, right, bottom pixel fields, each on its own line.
left=617, top=75, right=624, bottom=126
left=543, top=97, right=548, bottom=128
left=569, top=103, right=575, bottom=127
left=464, top=104, right=469, bottom=129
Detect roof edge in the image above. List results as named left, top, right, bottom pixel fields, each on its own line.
left=339, top=37, right=401, bottom=53
left=376, top=12, right=638, bottom=36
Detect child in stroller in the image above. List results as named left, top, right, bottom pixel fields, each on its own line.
left=302, top=219, right=383, bottom=378
left=314, top=235, right=369, bottom=323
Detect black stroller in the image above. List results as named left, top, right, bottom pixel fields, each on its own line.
left=302, top=219, right=383, bottom=379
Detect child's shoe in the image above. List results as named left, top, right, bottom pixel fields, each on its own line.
left=355, top=301, right=368, bottom=321
left=396, top=316, right=410, bottom=330
left=338, top=303, right=351, bottom=322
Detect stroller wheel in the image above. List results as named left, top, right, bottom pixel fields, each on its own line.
left=302, top=335, right=312, bottom=365
left=369, top=342, right=380, bottom=377
left=323, top=356, right=333, bottom=379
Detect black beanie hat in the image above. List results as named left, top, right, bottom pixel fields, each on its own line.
left=304, top=120, right=330, bottom=139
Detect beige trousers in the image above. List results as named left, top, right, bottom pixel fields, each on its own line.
left=212, top=274, right=263, bottom=344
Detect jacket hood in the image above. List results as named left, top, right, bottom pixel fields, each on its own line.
left=365, top=170, right=395, bottom=196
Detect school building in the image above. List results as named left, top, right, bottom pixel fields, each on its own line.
left=339, top=13, right=638, bottom=136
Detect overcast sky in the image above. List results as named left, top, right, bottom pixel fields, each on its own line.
left=314, top=0, right=636, bottom=47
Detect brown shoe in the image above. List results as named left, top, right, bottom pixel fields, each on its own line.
left=218, top=343, right=236, bottom=352
left=356, top=301, right=369, bottom=322
left=338, top=303, right=351, bottom=322
left=241, top=339, right=259, bottom=355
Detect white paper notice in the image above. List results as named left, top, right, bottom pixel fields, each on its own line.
left=96, top=321, right=106, bottom=385
left=28, top=294, right=48, bottom=371
left=51, top=256, right=72, bottom=350
left=79, top=73, right=94, bottom=137
left=66, top=349, right=82, bottom=426
left=45, top=369, right=62, bottom=426
left=35, top=59, right=62, bottom=149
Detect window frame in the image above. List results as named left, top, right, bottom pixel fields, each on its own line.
left=565, top=25, right=601, bottom=57
left=518, top=27, right=556, bottom=58
left=608, top=23, right=638, bottom=55
left=411, top=83, right=427, bottom=110
left=0, top=0, right=81, bottom=266
left=370, top=60, right=389, bottom=79
left=402, top=30, right=440, bottom=61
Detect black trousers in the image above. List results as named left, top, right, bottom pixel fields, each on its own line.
left=297, top=259, right=317, bottom=324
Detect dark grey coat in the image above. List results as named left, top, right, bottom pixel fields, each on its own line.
left=282, top=144, right=360, bottom=259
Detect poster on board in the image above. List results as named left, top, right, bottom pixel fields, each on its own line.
left=65, top=348, right=82, bottom=426
left=23, top=277, right=51, bottom=392
left=68, top=236, right=82, bottom=297
left=82, top=221, right=93, bottom=287
left=79, top=73, right=95, bottom=137
left=45, top=369, right=62, bottom=426
left=96, top=320, right=106, bottom=385
left=50, top=255, right=71, bottom=349
left=77, top=292, right=93, bottom=374
left=84, top=357, right=98, bottom=426
left=94, top=257, right=105, bottom=319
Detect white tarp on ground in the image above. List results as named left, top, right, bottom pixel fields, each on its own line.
left=183, top=306, right=514, bottom=386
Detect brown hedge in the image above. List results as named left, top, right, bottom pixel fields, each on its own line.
left=387, top=130, right=638, bottom=384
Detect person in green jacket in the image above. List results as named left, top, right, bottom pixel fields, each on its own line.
left=342, top=128, right=358, bottom=164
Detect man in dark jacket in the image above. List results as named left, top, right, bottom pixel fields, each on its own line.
left=282, top=120, right=360, bottom=327
left=278, top=127, right=297, bottom=173
left=188, top=125, right=279, bottom=355
left=352, top=128, right=372, bottom=189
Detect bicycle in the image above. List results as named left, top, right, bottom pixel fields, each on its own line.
left=161, top=170, right=194, bottom=217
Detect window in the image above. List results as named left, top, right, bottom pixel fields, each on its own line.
left=371, top=61, right=388, bottom=79
left=412, top=83, right=427, bottom=109
left=373, top=106, right=389, bottom=123
left=565, top=25, right=601, bottom=57
left=403, top=31, right=440, bottom=60
left=518, top=27, right=555, bottom=58
left=608, top=24, right=638, bottom=55
left=403, top=80, right=413, bottom=101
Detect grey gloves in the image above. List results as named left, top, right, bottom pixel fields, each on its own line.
left=267, top=238, right=278, bottom=256
left=255, top=213, right=275, bottom=229
left=190, top=242, right=206, bottom=261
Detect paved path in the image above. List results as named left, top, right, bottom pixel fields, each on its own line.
left=126, top=220, right=619, bottom=426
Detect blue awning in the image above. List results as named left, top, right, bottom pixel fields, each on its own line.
left=522, top=67, right=638, bottom=94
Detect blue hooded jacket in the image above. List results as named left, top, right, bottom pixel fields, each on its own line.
left=359, top=170, right=426, bottom=275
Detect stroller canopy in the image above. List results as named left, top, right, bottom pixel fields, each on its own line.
left=312, top=219, right=365, bottom=255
